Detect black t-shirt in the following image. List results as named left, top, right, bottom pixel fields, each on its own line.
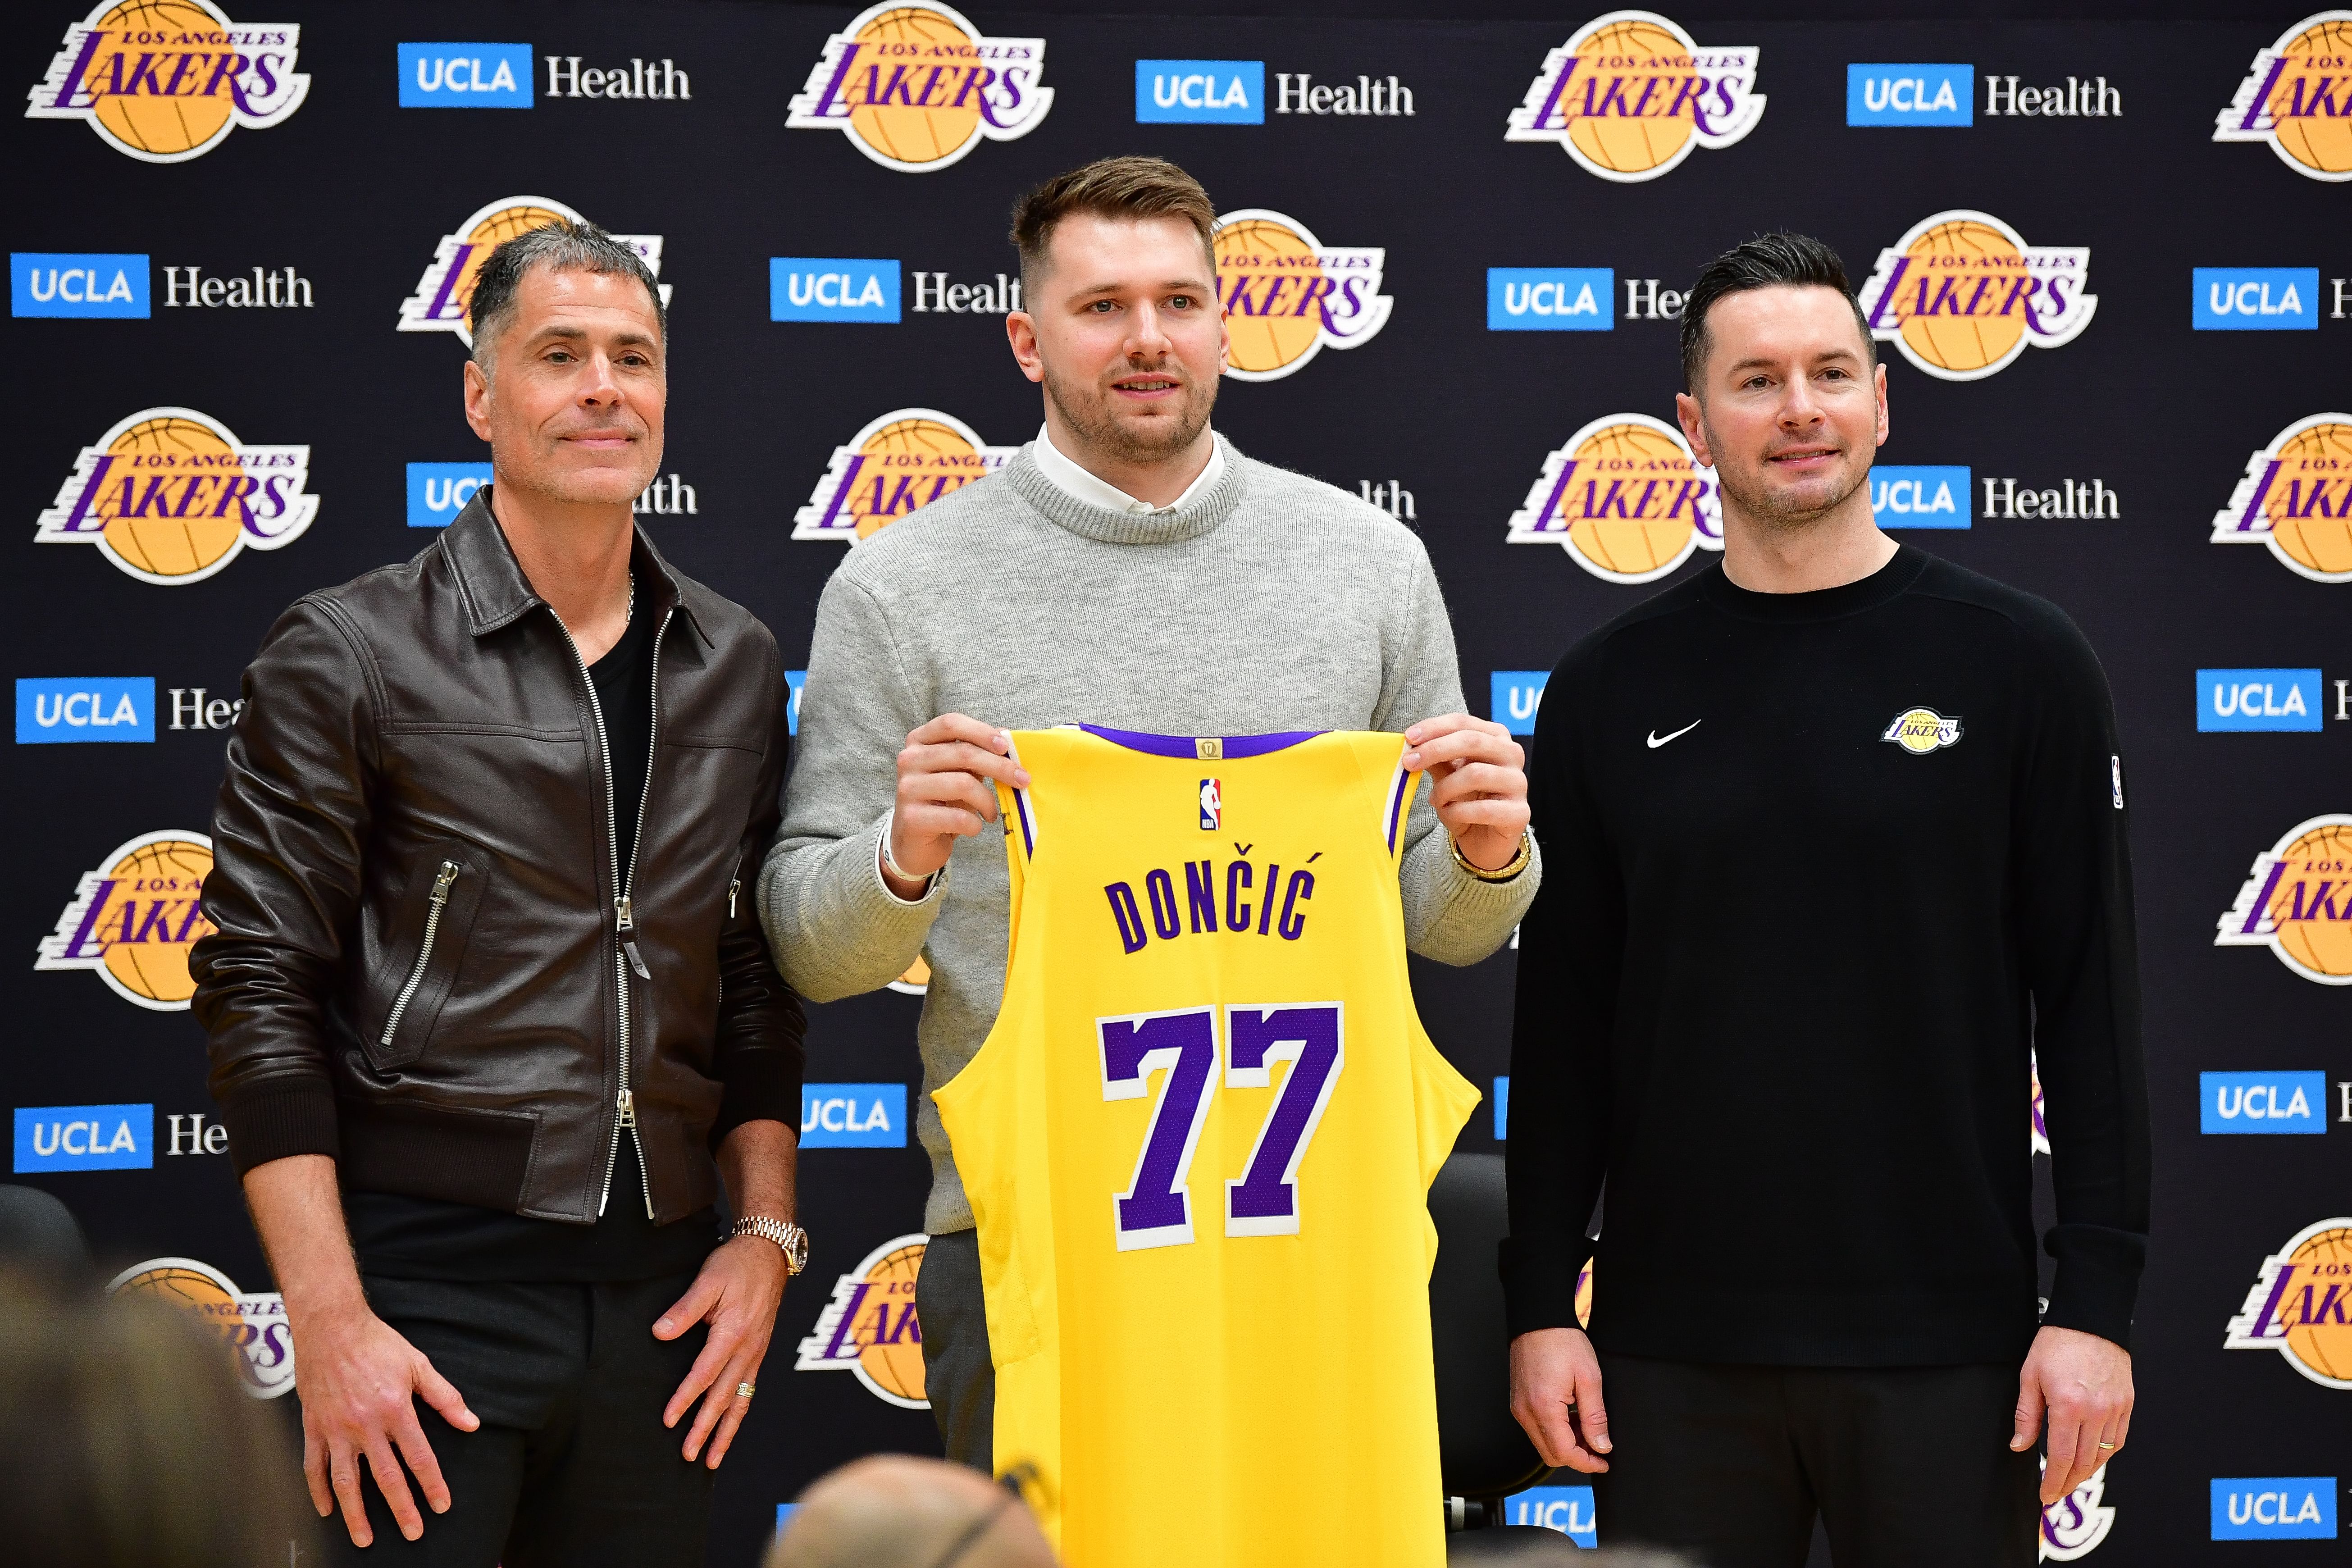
left=346, top=594, right=718, bottom=1282
left=1500, top=545, right=2149, bottom=1364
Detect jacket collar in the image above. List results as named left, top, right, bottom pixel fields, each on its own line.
left=441, top=484, right=711, bottom=647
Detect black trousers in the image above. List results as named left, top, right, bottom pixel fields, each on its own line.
left=1591, top=1353, right=2041, bottom=1568
left=305, top=1273, right=716, bottom=1568
left=916, top=1227, right=995, bottom=1471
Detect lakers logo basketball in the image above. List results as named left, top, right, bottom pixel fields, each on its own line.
left=786, top=2, right=1052, bottom=173
left=1857, top=211, right=2096, bottom=381
left=1504, top=11, right=1764, bottom=182
left=795, top=1234, right=929, bottom=1408
left=1881, top=707, right=1962, bottom=754
left=25, top=1, right=306, bottom=163
left=2040, top=1461, right=2116, bottom=1561
left=108, top=1256, right=294, bottom=1398
left=2214, top=815, right=2352, bottom=985
left=398, top=196, right=669, bottom=346
left=2215, top=12, right=2352, bottom=182
left=36, top=831, right=216, bottom=1010
left=2224, top=1218, right=2352, bottom=1389
left=2210, top=414, right=2352, bottom=583
left=36, top=408, right=315, bottom=585
left=1505, top=413, right=1722, bottom=584
left=1212, top=209, right=1392, bottom=381
left=795, top=408, right=1017, bottom=543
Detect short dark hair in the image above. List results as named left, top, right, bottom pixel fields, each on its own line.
left=1008, top=156, right=1218, bottom=299
left=468, top=216, right=665, bottom=367
left=1679, top=232, right=1873, bottom=393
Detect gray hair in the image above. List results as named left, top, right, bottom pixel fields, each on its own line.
left=468, top=216, right=665, bottom=369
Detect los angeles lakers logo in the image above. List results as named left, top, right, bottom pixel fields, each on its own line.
left=2031, top=1050, right=2050, bottom=1156
left=25, top=0, right=307, bottom=163
left=786, top=2, right=1052, bottom=173
left=36, top=408, right=316, bottom=585
left=2214, top=815, right=2352, bottom=985
left=108, top=1256, right=293, bottom=1397
left=37, top=831, right=216, bottom=1010
left=1504, top=11, right=1764, bottom=182
left=794, top=409, right=1016, bottom=543
left=2210, top=414, right=2352, bottom=583
left=1212, top=209, right=1392, bottom=381
left=796, top=1234, right=929, bottom=1408
left=1857, top=211, right=2096, bottom=381
left=398, top=196, right=669, bottom=347
left=1881, top=707, right=1963, bottom=754
left=1505, top=413, right=1722, bottom=585
left=2040, top=1461, right=2116, bottom=1561
left=2224, top=1218, right=2352, bottom=1389
left=2215, top=12, right=2352, bottom=182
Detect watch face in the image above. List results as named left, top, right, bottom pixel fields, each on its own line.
left=784, top=1230, right=809, bottom=1272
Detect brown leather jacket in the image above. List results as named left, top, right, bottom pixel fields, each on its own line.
left=192, top=492, right=804, bottom=1224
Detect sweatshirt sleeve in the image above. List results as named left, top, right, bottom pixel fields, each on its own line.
left=2014, top=610, right=2151, bottom=1350
left=710, top=641, right=808, bottom=1146
left=1497, top=643, right=1619, bottom=1337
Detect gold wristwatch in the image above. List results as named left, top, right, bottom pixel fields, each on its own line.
left=732, top=1215, right=808, bottom=1274
left=1450, top=830, right=1532, bottom=883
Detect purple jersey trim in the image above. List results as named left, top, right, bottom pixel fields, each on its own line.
left=1077, top=724, right=1324, bottom=759
left=1386, top=761, right=1413, bottom=852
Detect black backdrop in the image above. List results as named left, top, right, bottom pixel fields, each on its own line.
left=7, top=3, right=2347, bottom=1563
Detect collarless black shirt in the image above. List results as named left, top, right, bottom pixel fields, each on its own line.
left=1501, top=545, right=2150, bottom=1363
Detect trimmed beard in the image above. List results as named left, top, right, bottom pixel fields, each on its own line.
left=1040, top=358, right=1217, bottom=467
left=1704, top=424, right=1869, bottom=530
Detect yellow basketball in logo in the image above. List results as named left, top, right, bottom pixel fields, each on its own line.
left=452, top=204, right=572, bottom=336
left=75, top=2, right=238, bottom=158
left=94, top=416, right=247, bottom=582
left=2260, top=419, right=2352, bottom=581
left=91, top=836, right=216, bottom=1006
left=1574, top=1260, right=1593, bottom=1329
left=1565, top=16, right=1699, bottom=176
left=2266, top=17, right=2352, bottom=177
left=1566, top=422, right=1703, bottom=580
left=2255, top=821, right=2352, bottom=981
left=852, top=417, right=985, bottom=538
left=856, top=1239, right=928, bottom=1403
left=2280, top=1224, right=2352, bottom=1382
left=1215, top=217, right=1326, bottom=376
left=845, top=7, right=984, bottom=167
left=114, top=1261, right=238, bottom=1321
left=1893, top=218, right=2028, bottom=377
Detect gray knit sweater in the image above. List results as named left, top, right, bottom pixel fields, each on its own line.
left=758, top=436, right=1541, bottom=1234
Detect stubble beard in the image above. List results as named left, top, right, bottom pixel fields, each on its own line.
left=1707, top=426, right=1869, bottom=532
left=1042, top=358, right=1217, bottom=467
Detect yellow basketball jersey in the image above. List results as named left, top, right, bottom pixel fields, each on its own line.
left=933, top=726, right=1479, bottom=1568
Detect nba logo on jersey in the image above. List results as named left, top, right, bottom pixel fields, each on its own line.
left=1199, top=778, right=1222, bottom=830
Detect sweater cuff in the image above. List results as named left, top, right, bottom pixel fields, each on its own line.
left=711, top=1051, right=803, bottom=1150
left=1500, top=1233, right=1594, bottom=1339
left=219, top=1080, right=341, bottom=1176
left=2042, top=1223, right=2146, bottom=1351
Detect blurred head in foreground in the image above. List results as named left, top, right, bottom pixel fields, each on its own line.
left=769, top=1454, right=1057, bottom=1568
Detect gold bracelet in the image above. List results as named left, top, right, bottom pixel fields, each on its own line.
left=1450, top=830, right=1531, bottom=883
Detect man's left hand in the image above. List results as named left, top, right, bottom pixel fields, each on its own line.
left=1404, top=714, right=1530, bottom=872
left=2012, top=1325, right=2133, bottom=1504
left=656, top=1235, right=790, bottom=1468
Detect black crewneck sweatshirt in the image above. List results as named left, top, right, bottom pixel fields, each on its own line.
left=1501, top=545, right=2150, bottom=1364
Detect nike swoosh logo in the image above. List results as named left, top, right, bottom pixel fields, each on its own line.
left=1647, top=720, right=1701, bottom=749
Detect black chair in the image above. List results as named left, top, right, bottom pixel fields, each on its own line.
left=1429, top=1153, right=1567, bottom=1559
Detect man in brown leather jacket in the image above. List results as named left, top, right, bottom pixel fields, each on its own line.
left=191, top=220, right=806, bottom=1568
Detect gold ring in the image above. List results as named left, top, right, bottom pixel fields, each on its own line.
left=737, top=1382, right=757, bottom=1399
left=2097, top=1441, right=2115, bottom=1449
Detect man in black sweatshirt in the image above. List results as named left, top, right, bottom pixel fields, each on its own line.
left=1501, top=233, right=2149, bottom=1568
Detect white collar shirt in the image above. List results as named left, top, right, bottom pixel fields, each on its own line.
left=1031, top=424, right=1225, bottom=515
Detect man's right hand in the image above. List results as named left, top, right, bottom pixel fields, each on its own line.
left=296, top=1300, right=479, bottom=1546
left=883, top=713, right=1030, bottom=899
left=1509, top=1326, right=1613, bottom=1473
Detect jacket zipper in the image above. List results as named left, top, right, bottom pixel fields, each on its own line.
left=379, top=860, right=461, bottom=1048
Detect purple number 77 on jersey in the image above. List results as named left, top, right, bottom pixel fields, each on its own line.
left=1100, top=1007, right=1220, bottom=1251
left=1226, top=1003, right=1345, bottom=1236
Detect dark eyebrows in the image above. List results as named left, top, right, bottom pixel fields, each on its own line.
left=1724, top=346, right=1866, bottom=376
left=523, top=324, right=661, bottom=352
left=1070, top=278, right=1212, bottom=301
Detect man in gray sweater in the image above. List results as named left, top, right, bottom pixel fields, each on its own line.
left=759, top=155, right=1537, bottom=1466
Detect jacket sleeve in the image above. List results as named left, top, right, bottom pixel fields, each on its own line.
left=2016, top=611, right=2151, bottom=1350
left=711, top=646, right=808, bottom=1147
left=190, top=597, right=379, bottom=1176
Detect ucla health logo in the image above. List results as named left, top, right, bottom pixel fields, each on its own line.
left=2211, top=414, right=2352, bottom=583
left=2040, top=1461, right=2115, bottom=1560
left=2198, top=668, right=2321, bottom=732
left=1491, top=671, right=1549, bottom=737
left=406, top=462, right=493, bottom=528
left=786, top=1, right=1050, bottom=173
left=38, top=408, right=316, bottom=585
left=399, top=196, right=668, bottom=346
left=1847, top=64, right=1971, bottom=126
left=799, top=1083, right=907, bottom=1149
left=37, top=830, right=216, bottom=1011
left=2215, top=12, right=2352, bottom=182
left=1505, top=12, right=1764, bottom=182
left=2194, top=267, right=2319, bottom=330
left=1506, top=412, right=1721, bottom=584
left=771, top=258, right=900, bottom=323
left=14, top=252, right=147, bottom=317
left=18, top=677, right=153, bottom=743
left=1137, top=60, right=1261, bottom=123
left=2203, top=1071, right=2326, bottom=1134
left=2212, top=1477, right=2338, bottom=1540
left=2225, top=1218, right=2352, bottom=1388
left=109, top=1256, right=293, bottom=1397
left=796, top=409, right=1016, bottom=543
left=1872, top=465, right=1971, bottom=529
left=1488, top=268, right=1612, bottom=331
left=1214, top=209, right=1390, bottom=380
left=398, top=43, right=533, bottom=107
left=26, top=0, right=306, bottom=163
left=1858, top=211, right=2095, bottom=381
left=796, top=1234, right=929, bottom=1407
left=15, top=1103, right=151, bottom=1171
left=1504, top=1486, right=1595, bottom=1545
